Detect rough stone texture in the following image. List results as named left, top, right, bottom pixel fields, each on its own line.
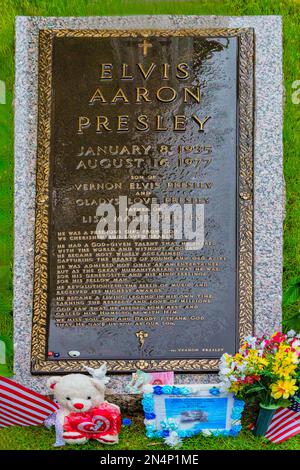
left=14, top=16, right=283, bottom=394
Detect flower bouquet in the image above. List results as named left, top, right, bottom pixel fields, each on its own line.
left=219, top=331, right=300, bottom=436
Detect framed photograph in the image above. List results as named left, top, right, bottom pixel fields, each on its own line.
left=142, top=384, right=244, bottom=439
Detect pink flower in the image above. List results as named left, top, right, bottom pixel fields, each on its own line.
left=271, top=332, right=286, bottom=344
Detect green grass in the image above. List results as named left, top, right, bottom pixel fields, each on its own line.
left=0, top=0, right=300, bottom=451
left=0, top=415, right=300, bottom=450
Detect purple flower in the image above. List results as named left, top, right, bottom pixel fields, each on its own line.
left=162, top=430, right=170, bottom=437
left=153, top=386, right=163, bottom=395
left=145, top=412, right=156, bottom=420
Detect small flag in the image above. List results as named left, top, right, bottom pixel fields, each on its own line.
left=249, top=394, right=300, bottom=444
left=0, top=376, right=59, bottom=428
left=264, top=395, right=300, bottom=443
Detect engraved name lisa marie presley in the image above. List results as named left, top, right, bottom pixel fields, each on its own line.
left=78, top=62, right=210, bottom=134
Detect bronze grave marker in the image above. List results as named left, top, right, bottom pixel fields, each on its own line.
left=31, top=29, right=254, bottom=374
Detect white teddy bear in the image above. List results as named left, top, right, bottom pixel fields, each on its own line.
left=47, top=364, right=121, bottom=445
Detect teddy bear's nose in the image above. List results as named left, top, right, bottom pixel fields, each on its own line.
left=73, top=403, right=84, bottom=410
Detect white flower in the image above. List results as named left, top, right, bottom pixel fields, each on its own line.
left=143, top=384, right=153, bottom=394
left=219, top=380, right=231, bottom=392
left=260, top=340, right=266, bottom=350
left=291, top=339, right=300, bottom=348
left=164, top=431, right=182, bottom=448
left=144, top=419, right=153, bottom=426
left=287, top=329, right=296, bottom=337
left=219, top=354, right=231, bottom=367
left=220, top=353, right=227, bottom=362
left=202, top=429, right=212, bottom=436
left=238, top=363, right=247, bottom=372
left=244, top=336, right=257, bottom=347
left=219, top=366, right=232, bottom=375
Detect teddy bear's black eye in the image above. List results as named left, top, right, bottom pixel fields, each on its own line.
left=87, top=396, right=91, bottom=400
left=66, top=397, right=71, bottom=400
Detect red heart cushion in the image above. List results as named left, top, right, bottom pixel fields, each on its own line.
left=64, top=403, right=121, bottom=439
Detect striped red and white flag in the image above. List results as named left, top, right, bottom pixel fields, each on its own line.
left=0, top=376, right=59, bottom=428
left=264, top=397, right=300, bottom=443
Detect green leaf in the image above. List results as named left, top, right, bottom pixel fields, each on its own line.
left=275, top=399, right=292, bottom=408
left=0, top=364, right=12, bottom=377
left=0, top=335, right=13, bottom=375
left=244, top=385, right=265, bottom=395
left=283, top=277, right=300, bottom=306
left=283, top=312, right=300, bottom=333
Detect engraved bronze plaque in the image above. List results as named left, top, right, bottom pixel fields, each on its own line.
left=31, top=29, right=254, bottom=374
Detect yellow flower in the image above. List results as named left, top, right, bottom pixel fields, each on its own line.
left=270, top=379, right=298, bottom=400
left=257, top=357, right=268, bottom=367
left=272, top=362, right=297, bottom=378
left=289, top=352, right=299, bottom=364
left=230, top=382, right=242, bottom=394
left=233, top=353, right=244, bottom=365
left=223, top=353, right=232, bottom=365
left=277, top=344, right=299, bottom=364
left=246, top=351, right=268, bottom=370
